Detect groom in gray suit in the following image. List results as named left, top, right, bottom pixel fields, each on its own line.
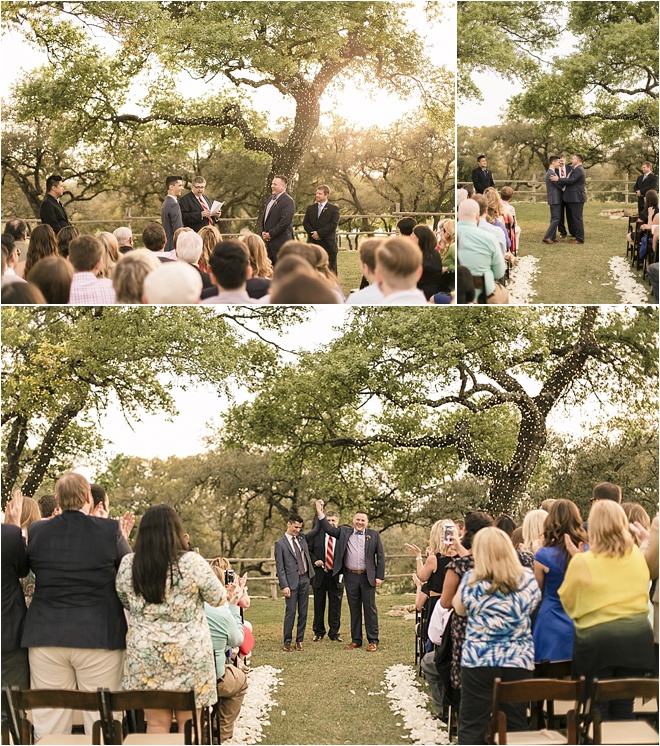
left=161, top=175, right=184, bottom=252
left=542, top=156, right=563, bottom=243
left=274, top=513, right=316, bottom=651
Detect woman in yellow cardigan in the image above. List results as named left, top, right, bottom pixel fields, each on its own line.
left=558, top=500, right=654, bottom=720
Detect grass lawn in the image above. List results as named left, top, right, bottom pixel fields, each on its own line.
left=513, top=202, right=653, bottom=304
left=337, top=249, right=364, bottom=299
left=246, top=592, right=431, bottom=745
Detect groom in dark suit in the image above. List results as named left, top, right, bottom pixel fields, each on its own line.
left=303, top=185, right=341, bottom=274
left=40, top=174, right=72, bottom=234
left=471, top=155, right=495, bottom=194
left=274, top=513, right=316, bottom=651
left=634, top=162, right=658, bottom=214
left=542, top=156, right=563, bottom=243
left=256, top=175, right=295, bottom=265
left=550, top=154, right=587, bottom=244
left=314, top=499, right=385, bottom=652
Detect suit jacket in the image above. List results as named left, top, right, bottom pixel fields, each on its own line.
left=302, top=202, right=340, bottom=256
left=179, top=190, right=218, bottom=233
left=556, top=165, right=587, bottom=203
left=22, top=511, right=131, bottom=650
left=472, top=167, right=494, bottom=194
left=545, top=168, right=563, bottom=205
left=161, top=196, right=183, bottom=252
left=1, top=524, right=29, bottom=653
left=317, top=517, right=385, bottom=587
left=275, top=533, right=315, bottom=591
left=256, top=192, right=295, bottom=255
left=635, top=172, right=658, bottom=199
left=307, top=521, right=341, bottom=590
left=40, top=194, right=71, bottom=234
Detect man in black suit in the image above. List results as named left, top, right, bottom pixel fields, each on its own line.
left=550, top=154, right=587, bottom=244
left=634, top=161, right=658, bottom=214
left=161, top=175, right=184, bottom=252
left=314, top=499, right=385, bottom=652
left=471, top=155, right=495, bottom=194
left=1, top=499, right=30, bottom=708
left=308, top=510, right=344, bottom=643
left=554, top=156, right=573, bottom=239
left=22, top=472, right=130, bottom=740
left=542, top=156, right=563, bottom=243
left=303, top=185, right=341, bottom=274
left=180, top=176, right=219, bottom=233
left=256, top=175, right=295, bottom=265
left=274, top=513, right=316, bottom=652
left=40, top=174, right=71, bottom=234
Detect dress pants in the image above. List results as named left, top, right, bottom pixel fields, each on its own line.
left=543, top=204, right=562, bottom=240
left=421, top=650, right=444, bottom=715
left=1, top=648, right=30, bottom=718
left=312, top=570, right=343, bottom=639
left=558, top=200, right=568, bottom=237
left=29, top=646, right=124, bottom=741
left=565, top=202, right=584, bottom=242
left=458, top=666, right=532, bottom=745
left=344, top=572, right=379, bottom=646
left=283, top=575, right=310, bottom=644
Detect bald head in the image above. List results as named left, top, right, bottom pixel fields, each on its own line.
left=458, top=199, right=480, bottom=223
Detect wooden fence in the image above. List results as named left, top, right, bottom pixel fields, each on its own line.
left=458, top=177, right=641, bottom=203
left=215, top=549, right=416, bottom=599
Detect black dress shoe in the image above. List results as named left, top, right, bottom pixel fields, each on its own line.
left=312, top=634, right=324, bottom=642
left=330, top=636, right=343, bottom=642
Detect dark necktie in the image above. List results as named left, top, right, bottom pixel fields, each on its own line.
left=293, top=538, right=305, bottom=574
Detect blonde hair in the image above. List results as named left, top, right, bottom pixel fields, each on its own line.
left=522, top=509, right=548, bottom=553
left=20, top=496, right=41, bottom=532
left=55, top=472, right=90, bottom=512
left=469, top=527, right=524, bottom=595
left=278, top=241, right=339, bottom=290
left=198, top=225, right=223, bottom=272
left=429, top=519, right=455, bottom=555
left=241, top=232, right=273, bottom=278
left=588, top=500, right=634, bottom=557
left=209, top=557, right=232, bottom=584
left=441, top=219, right=456, bottom=245
left=173, top=226, right=193, bottom=251
left=96, top=231, right=120, bottom=278
left=112, top=250, right=160, bottom=303
left=483, top=187, right=504, bottom=223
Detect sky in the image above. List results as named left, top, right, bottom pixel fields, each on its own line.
left=0, top=1, right=455, bottom=131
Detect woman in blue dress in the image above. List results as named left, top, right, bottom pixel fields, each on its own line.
left=532, top=499, right=587, bottom=662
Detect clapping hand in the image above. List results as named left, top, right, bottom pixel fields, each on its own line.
left=92, top=501, right=108, bottom=519
left=119, top=511, right=135, bottom=539
left=4, top=489, right=24, bottom=527
left=629, top=521, right=650, bottom=543
left=404, top=543, right=423, bottom=560
left=564, top=533, right=584, bottom=557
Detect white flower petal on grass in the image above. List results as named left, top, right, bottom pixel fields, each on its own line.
left=383, top=664, right=450, bottom=745
left=507, top=255, right=539, bottom=305
left=608, top=256, right=650, bottom=304
left=229, top=665, right=283, bottom=745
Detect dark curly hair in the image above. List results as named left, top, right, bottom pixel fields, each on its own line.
left=462, top=510, right=494, bottom=550
left=543, top=499, right=586, bottom=563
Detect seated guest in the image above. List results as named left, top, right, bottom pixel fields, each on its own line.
left=3, top=219, right=29, bottom=260
left=473, top=194, right=506, bottom=257
left=346, top=238, right=385, bottom=304
left=499, top=186, right=518, bottom=253
left=559, top=500, right=655, bottom=719
left=456, top=189, right=468, bottom=209
left=456, top=199, right=507, bottom=304
left=142, top=261, right=202, bottom=304
left=453, top=527, right=540, bottom=744
left=112, top=251, right=160, bottom=304
left=1, top=234, right=25, bottom=284
left=396, top=217, right=417, bottom=238
left=1, top=281, right=46, bottom=304
left=270, top=273, right=340, bottom=303
left=56, top=225, right=80, bottom=260
left=21, top=224, right=59, bottom=281
left=68, top=235, right=117, bottom=304
left=205, top=566, right=249, bottom=742
left=199, top=225, right=223, bottom=273
left=176, top=230, right=213, bottom=289
left=22, top=473, right=130, bottom=740
left=261, top=255, right=319, bottom=303
left=141, top=222, right=175, bottom=262
left=28, top=255, right=73, bottom=304
left=113, top=226, right=134, bottom=254
left=373, top=237, right=427, bottom=304
left=455, top=264, right=475, bottom=304
left=413, top=225, right=444, bottom=300
left=240, top=232, right=273, bottom=300
left=202, top=240, right=256, bottom=304
left=96, top=231, right=121, bottom=278
left=439, top=219, right=456, bottom=273
left=277, top=241, right=344, bottom=301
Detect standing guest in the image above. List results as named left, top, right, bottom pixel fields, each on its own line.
left=591, top=481, right=622, bottom=504
left=116, top=504, right=224, bottom=736
left=345, top=238, right=385, bottom=304
left=559, top=500, right=655, bottom=719
left=274, top=513, right=316, bottom=651
left=495, top=514, right=516, bottom=538
left=112, top=251, right=160, bottom=304
left=198, top=225, right=223, bottom=274
left=308, top=510, right=344, bottom=643
left=37, top=494, right=60, bottom=519
left=56, top=225, right=80, bottom=260
left=68, top=235, right=116, bottom=304
left=314, top=499, right=385, bottom=652
left=621, top=503, right=651, bottom=546
left=180, top=176, right=219, bottom=233
left=21, top=224, right=59, bottom=280
left=373, top=237, right=427, bottom=304
left=40, top=175, right=71, bottom=234
left=634, top=515, right=658, bottom=673
left=303, top=185, right=341, bottom=275
left=96, top=231, right=121, bottom=279
left=240, top=232, right=273, bottom=300
left=113, top=226, right=134, bottom=254
left=161, top=175, right=184, bottom=252
left=550, top=155, right=587, bottom=245
left=471, top=155, right=495, bottom=194
left=634, top=161, right=658, bottom=214
left=518, top=509, right=548, bottom=567
left=22, top=473, right=130, bottom=740
left=256, top=175, right=295, bottom=266
left=533, top=499, right=586, bottom=662
left=453, top=527, right=541, bottom=745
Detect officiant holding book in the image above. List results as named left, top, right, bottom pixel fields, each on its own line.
left=180, top=176, right=222, bottom=233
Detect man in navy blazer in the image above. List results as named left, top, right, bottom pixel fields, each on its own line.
left=22, top=472, right=130, bottom=740
left=303, top=185, right=341, bottom=274
left=314, top=499, right=385, bottom=651
left=274, top=513, right=317, bottom=651
left=256, top=175, right=295, bottom=265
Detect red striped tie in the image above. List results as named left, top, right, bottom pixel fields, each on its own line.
left=325, top=536, right=334, bottom=571
left=199, top=196, right=212, bottom=226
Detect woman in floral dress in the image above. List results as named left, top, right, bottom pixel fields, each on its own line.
left=116, top=504, right=225, bottom=735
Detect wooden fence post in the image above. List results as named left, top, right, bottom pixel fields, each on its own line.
left=269, top=544, right=278, bottom=600
left=625, top=173, right=630, bottom=205
left=531, top=174, right=537, bottom=203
